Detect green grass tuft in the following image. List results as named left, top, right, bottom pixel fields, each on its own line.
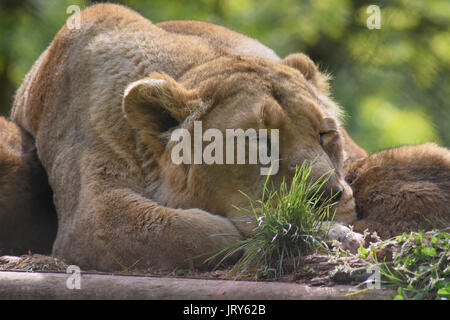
left=206, top=161, right=338, bottom=279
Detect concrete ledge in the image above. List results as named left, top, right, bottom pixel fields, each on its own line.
left=0, top=271, right=392, bottom=300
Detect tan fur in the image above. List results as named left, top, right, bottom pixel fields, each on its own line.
left=0, top=117, right=56, bottom=254
left=10, top=4, right=357, bottom=270
left=156, top=20, right=280, bottom=61
left=345, top=143, right=450, bottom=239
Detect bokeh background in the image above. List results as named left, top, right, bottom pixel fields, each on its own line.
left=0, top=0, right=448, bottom=152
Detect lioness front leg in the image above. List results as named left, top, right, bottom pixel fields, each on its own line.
left=53, top=187, right=242, bottom=271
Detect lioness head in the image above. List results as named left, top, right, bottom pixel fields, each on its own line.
left=122, top=54, right=356, bottom=234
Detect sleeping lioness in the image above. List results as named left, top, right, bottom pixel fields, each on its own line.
left=8, top=4, right=361, bottom=270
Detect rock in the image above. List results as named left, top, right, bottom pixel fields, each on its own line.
left=327, top=223, right=364, bottom=253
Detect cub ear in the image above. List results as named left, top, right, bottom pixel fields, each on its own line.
left=281, top=53, right=330, bottom=93
left=122, top=73, right=198, bottom=153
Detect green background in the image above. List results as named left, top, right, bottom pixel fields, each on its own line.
left=1, top=0, right=449, bottom=153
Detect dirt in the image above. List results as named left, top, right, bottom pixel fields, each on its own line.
left=0, top=254, right=69, bottom=272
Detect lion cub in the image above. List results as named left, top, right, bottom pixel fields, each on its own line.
left=0, top=117, right=56, bottom=254
left=345, top=143, right=450, bottom=239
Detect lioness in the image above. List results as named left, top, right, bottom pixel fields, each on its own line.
left=345, top=143, right=450, bottom=239
left=10, top=4, right=359, bottom=270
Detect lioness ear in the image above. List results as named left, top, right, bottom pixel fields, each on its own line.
left=282, top=53, right=330, bottom=93
left=282, top=53, right=317, bottom=81
left=123, top=73, right=195, bottom=133
left=123, top=73, right=197, bottom=152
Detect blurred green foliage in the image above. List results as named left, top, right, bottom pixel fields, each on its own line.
left=0, top=0, right=448, bottom=152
